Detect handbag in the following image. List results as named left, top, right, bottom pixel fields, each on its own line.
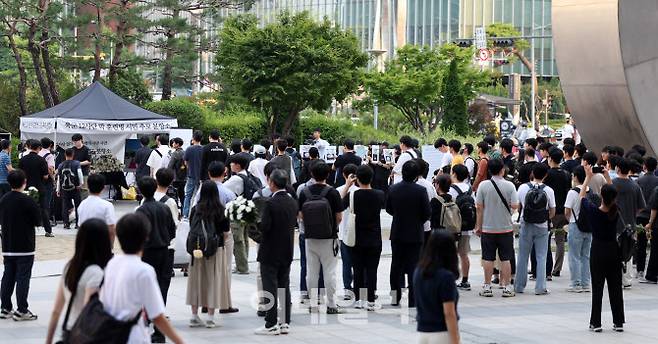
left=344, top=190, right=356, bottom=247
left=67, top=279, right=143, bottom=344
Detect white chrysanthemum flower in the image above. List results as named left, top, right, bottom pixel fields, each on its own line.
left=237, top=213, right=243, bottom=220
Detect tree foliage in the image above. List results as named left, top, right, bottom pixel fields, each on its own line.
left=364, top=44, right=490, bottom=135
left=440, top=59, right=469, bottom=136
left=214, top=11, right=368, bottom=135
left=105, top=69, right=152, bottom=105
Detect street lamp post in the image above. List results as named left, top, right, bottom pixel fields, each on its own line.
left=367, top=49, right=387, bottom=130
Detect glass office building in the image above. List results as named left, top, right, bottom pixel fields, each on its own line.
left=221, top=0, right=555, bottom=77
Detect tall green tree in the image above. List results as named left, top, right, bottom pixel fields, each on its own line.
left=215, top=11, right=368, bottom=135
left=440, top=59, right=469, bottom=136
left=365, top=44, right=489, bottom=135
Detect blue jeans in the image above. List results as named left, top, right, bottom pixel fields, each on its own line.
left=299, top=232, right=323, bottom=293
left=182, top=177, right=199, bottom=218
left=568, top=223, right=592, bottom=288
left=515, top=223, right=549, bottom=293
left=340, top=241, right=353, bottom=290
left=1, top=256, right=35, bottom=313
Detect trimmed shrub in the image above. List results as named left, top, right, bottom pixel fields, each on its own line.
left=298, top=114, right=398, bottom=145
left=144, top=98, right=204, bottom=130
left=202, top=112, right=267, bottom=142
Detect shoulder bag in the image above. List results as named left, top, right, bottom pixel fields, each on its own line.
left=344, top=190, right=357, bottom=247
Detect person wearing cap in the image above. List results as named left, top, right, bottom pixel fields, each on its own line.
left=248, top=145, right=269, bottom=187
left=312, top=128, right=329, bottom=160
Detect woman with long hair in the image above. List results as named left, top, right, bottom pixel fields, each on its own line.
left=579, top=166, right=624, bottom=333
left=186, top=180, right=230, bottom=328
left=414, top=230, right=460, bottom=344
left=45, top=219, right=113, bottom=344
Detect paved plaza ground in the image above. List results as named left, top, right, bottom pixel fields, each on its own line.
left=1, top=201, right=658, bottom=343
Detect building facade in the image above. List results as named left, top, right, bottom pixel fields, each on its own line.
left=232, top=0, right=555, bottom=77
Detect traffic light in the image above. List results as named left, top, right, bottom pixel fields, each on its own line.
left=453, top=39, right=473, bottom=48
left=492, top=38, right=515, bottom=47
left=494, top=59, right=510, bottom=66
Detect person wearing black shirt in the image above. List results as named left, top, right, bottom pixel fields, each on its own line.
left=385, top=160, right=431, bottom=307
left=500, top=138, right=516, bottom=179
left=340, top=165, right=385, bottom=310
left=135, top=177, right=177, bottom=343
left=517, top=147, right=538, bottom=187
left=18, top=140, right=53, bottom=237
left=201, top=130, right=228, bottom=181
left=580, top=168, right=624, bottom=333
left=561, top=144, right=579, bottom=173
left=134, top=136, right=153, bottom=181
left=232, top=139, right=255, bottom=169
left=539, top=148, right=572, bottom=278
left=333, top=139, right=362, bottom=187
left=635, top=157, right=658, bottom=278
left=71, top=134, right=91, bottom=177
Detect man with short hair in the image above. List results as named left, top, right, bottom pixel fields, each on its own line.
left=224, top=154, right=253, bottom=274
left=332, top=139, right=362, bottom=187
left=449, top=164, right=475, bottom=290
left=236, top=139, right=256, bottom=165
left=473, top=141, right=490, bottom=192
left=515, top=163, right=556, bottom=295
left=542, top=148, right=571, bottom=278
left=517, top=147, right=539, bottom=186
left=299, top=147, right=322, bottom=185
left=386, top=160, right=431, bottom=306
left=38, top=138, right=55, bottom=227
left=77, top=173, right=117, bottom=242
left=136, top=176, right=177, bottom=343
left=565, top=166, right=593, bottom=292
left=167, top=137, right=186, bottom=205
left=19, top=140, right=52, bottom=237
left=0, top=139, right=13, bottom=198
left=613, top=158, right=646, bottom=289
left=448, top=140, right=463, bottom=166
left=561, top=144, right=579, bottom=173
left=335, top=163, right=359, bottom=298
left=415, top=159, right=437, bottom=242
left=147, top=134, right=171, bottom=178
left=500, top=138, right=516, bottom=178
left=201, top=129, right=228, bottom=181
left=462, top=143, right=476, bottom=181
left=298, top=162, right=343, bottom=313
left=182, top=130, right=204, bottom=218
left=135, top=136, right=153, bottom=181
left=392, top=136, right=417, bottom=185
left=71, top=134, right=91, bottom=178
left=312, top=128, right=329, bottom=160
left=255, top=169, right=298, bottom=335
left=475, top=158, right=519, bottom=297
left=56, top=148, right=84, bottom=229
left=434, top=138, right=452, bottom=170
left=285, top=136, right=302, bottom=183
left=636, top=157, right=658, bottom=279
left=270, top=139, right=297, bottom=186
left=0, top=169, right=41, bottom=321
left=248, top=145, right=269, bottom=187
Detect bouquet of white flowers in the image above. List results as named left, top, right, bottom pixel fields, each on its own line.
left=224, top=196, right=258, bottom=225
left=23, top=186, right=39, bottom=202
left=91, top=155, right=124, bottom=173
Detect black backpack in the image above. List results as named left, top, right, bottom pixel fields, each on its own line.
left=451, top=185, right=476, bottom=231
left=573, top=187, right=601, bottom=233
left=301, top=186, right=334, bottom=239
left=186, top=213, right=219, bottom=259
left=59, top=161, right=80, bottom=192
left=616, top=215, right=637, bottom=262
left=236, top=172, right=263, bottom=200
left=523, top=183, right=549, bottom=224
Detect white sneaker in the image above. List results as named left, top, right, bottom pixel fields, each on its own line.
left=479, top=284, right=494, bottom=297
left=255, top=324, right=280, bottom=335
left=279, top=323, right=290, bottom=334
left=502, top=286, right=516, bottom=298
left=366, top=302, right=381, bottom=311
left=189, top=315, right=204, bottom=328
left=205, top=320, right=217, bottom=328
left=566, top=286, right=582, bottom=293
left=354, top=300, right=364, bottom=309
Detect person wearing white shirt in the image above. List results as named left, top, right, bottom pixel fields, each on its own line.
left=434, top=138, right=453, bottom=170
left=462, top=143, right=476, bottom=182
left=448, top=164, right=475, bottom=291
left=147, top=135, right=172, bottom=178
left=335, top=164, right=359, bottom=296
left=77, top=174, right=117, bottom=243
left=224, top=154, right=250, bottom=274
left=562, top=118, right=575, bottom=140
left=100, top=213, right=184, bottom=344
left=312, top=128, right=329, bottom=160
left=248, top=145, right=269, bottom=187
left=564, top=166, right=592, bottom=292
left=514, top=163, right=556, bottom=295
left=415, top=160, right=438, bottom=236
left=392, top=135, right=418, bottom=184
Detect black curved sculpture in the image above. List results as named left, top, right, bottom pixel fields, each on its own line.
left=553, top=0, right=658, bottom=155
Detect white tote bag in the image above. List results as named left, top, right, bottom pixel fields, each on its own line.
left=345, top=190, right=357, bottom=247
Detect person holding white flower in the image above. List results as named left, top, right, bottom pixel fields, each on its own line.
left=186, top=180, right=231, bottom=328
left=223, top=154, right=253, bottom=274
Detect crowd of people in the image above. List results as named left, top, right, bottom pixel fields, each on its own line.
left=1, top=124, right=657, bottom=344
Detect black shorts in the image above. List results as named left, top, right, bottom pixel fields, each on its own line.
left=481, top=232, right=514, bottom=261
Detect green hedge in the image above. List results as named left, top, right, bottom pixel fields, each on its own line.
left=144, top=98, right=204, bottom=130
left=201, top=113, right=267, bottom=143
left=298, top=115, right=398, bottom=145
